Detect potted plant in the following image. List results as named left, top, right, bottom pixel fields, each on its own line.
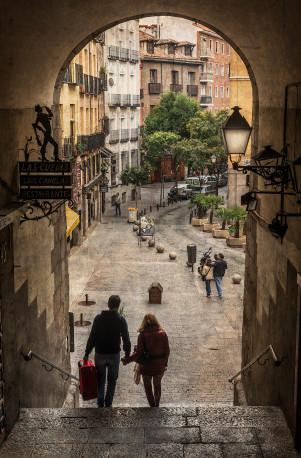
left=226, top=205, right=248, bottom=247
left=203, top=195, right=223, bottom=232
left=188, top=194, right=209, bottom=226
left=213, top=207, right=232, bottom=238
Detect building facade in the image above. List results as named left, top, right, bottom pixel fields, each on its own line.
left=104, top=20, right=141, bottom=207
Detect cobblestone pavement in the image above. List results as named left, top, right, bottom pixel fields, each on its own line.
left=69, top=183, right=245, bottom=408
left=0, top=407, right=298, bottom=457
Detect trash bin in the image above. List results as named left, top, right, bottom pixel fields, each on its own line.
left=128, top=207, right=138, bottom=223
left=187, top=244, right=197, bottom=264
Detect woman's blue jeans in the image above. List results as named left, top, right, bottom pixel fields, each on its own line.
left=95, top=352, right=120, bottom=407
left=205, top=280, right=211, bottom=296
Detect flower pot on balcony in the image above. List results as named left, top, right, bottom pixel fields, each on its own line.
left=213, top=229, right=230, bottom=239
left=226, top=236, right=246, bottom=248
left=203, top=223, right=221, bottom=232
left=192, top=218, right=208, bottom=226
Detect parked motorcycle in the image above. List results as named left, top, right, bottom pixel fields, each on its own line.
left=167, top=191, right=177, bottom=205
left=197, top=247, right=213, bottom=275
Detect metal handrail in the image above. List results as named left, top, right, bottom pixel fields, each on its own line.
left=228, top=345, right=282, bottom=383
left=23, top=350, right=79, bottom=383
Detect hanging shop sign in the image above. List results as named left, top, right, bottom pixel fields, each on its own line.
left=100, top=186, right=108, bottom=193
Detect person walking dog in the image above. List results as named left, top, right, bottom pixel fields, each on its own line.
left=209, top=253, right=227, bottom=297
left=84, top=295, right=131, bottom=407
left=122, top=314, right=169, bottom=407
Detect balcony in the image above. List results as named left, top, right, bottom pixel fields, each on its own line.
left=77, top=133, right=105, bottom=153
left=108, top=94, right=121, bottom=107
left=109, top=130, right=120, bottom=144
left=200, top=72, right=214, bottom=82
left=63, top=136, right=74, bottom=159
left=81, top=73, right=89, bottom=93
left=120, top=47, right=129, bottom=61
left=131, top=149, right=138, bottom=166
left=130, top=49, right=139, bottom=63
left=170, top=84, right=183, bottom=93
left=130, top=128, right=138, bottom=141
left=187, top=85, right=198, bottom=96
left=63, top=63, right=83, bottom=85
left=200, top=48, right=214, bottom=58
left=131, top=94, right=140, bottom=107
left=121, top=94, right=131, bottom=107
left=148, top=83, right=162, bottom=94
left=108, top=46, right=119, bottom=60
left=120, top=129, right=130, bottom=142
left=102, top=118, right=110, bottom=135
left=99, top=72, right=107, bottom=91
left=121, top=151, right=129, bottom=170
left=200, top=96, right=213, bottom=105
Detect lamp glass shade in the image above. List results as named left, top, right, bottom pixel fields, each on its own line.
left=246, top=198, right=258, bottom=211
left=292, top=156, right=301, bottom=193
left=211, top=154, right=217, bottom=164
left=221, top=106, right=252, bottom=157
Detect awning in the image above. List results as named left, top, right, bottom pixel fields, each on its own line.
left=66, top=206, right=80, bottom=238
left=101, top=147, right=113, bottom=158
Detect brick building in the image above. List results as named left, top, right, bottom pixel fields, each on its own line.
left=194, top=24, right=231, bottom=113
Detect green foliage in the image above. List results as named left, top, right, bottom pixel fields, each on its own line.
left=228, top=205, right=248, bottom=238
left=206, top=195, right=224, bottom=223
left=119, top=163, right=151, bottom=187
left=143, top=131, right=180, bottom=161
left=214, top=207, right=233, bottom=230
left=188, top=194, right=210, bottom=219
left=118, top=306, right=126, bottom=317
left=75, top=142, right=87, bottom=155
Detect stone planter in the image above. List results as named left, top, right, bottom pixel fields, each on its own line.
left=212, top=229, right=229, bottom=239
left=203, top=223, right=221, bottom=232
left=226, top=236, right=246, bottom=248
left=192, top=217, right=208, bottom=227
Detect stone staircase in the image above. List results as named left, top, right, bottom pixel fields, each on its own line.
left=0, top=406, right=298, bottom=457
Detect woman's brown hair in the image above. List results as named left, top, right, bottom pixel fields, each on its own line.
left=138, top=313, right=163, bottom=332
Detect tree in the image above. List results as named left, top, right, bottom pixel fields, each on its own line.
left=214, top=207, right=233, bottom=230
left=188, top=194, right=209, bottom=219
left=119, top=163, right=151, bottom=207
left=206, top=195, right=224, bottom=224
left=228, top=205, right=248, bottom=238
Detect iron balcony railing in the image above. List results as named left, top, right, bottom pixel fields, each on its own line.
left=200, top=72, right=214, bottom=81
left=63, top=63, right=83, bottom=85
left=108, top=93, right=121, bottom=107
left=120, top=47, right=129, bottom=61
left=148, top=82, right=162, bottom=94
left=187, top=85, right=198, bottom=96
left=109, top=130, right=120, bottom=144
left=200, top=48, right=214, bottom=58
left=99, top=72, right=107, bottom=91
left=130, top=49, right=139, bottom=63
left=102, top=118, right=110, bottom=135
left=130, top=128, right=138, bottom=140
left=121, top=94, right=131, bottom=107
left=108, top=46, right=119, bottom=60
left=77, top=133, right=105, bottom=153
left=228, top=345, right=282, bottom=384
left=120, top=129, right=129, bottom=142
left=82, top=74, right=89, bottom=93
left=63, top=136, right=75, bottom=159
left=23, top=351, right=79, bottom=383
left=200, top=95, right=213, bottom=105
left=170, top=84, right=183, bottom=93
left=131, top=94, right=140, bottom=107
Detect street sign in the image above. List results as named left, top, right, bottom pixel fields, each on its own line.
left=19, top=162, right=71, bottom=173
left=100, top=186, right=108, bottom=193
left=20, top=175, right=72, bottom=186
left=20, top=189, right=72, bottom=200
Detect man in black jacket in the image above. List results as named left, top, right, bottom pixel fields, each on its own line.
left=84, top=295, right=131, bottom=407
left=209, top=253, right=227, bottom=297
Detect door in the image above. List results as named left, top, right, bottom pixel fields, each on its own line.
left=294, top=273, right=301, bottom=448
left=0, top=295, right=5, bottom=444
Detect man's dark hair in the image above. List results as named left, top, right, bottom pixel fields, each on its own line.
left=218, top=253, right=224, bottom=259
left=108, top=295, right=121, bottom=309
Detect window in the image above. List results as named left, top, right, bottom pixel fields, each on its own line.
left=168, top=44, right=175, bottom=55
left=227, top=44, right=230, bottom=55
left=215, top=63, right=218, bottom=75
left=215, top=41, right=219, bottom=53
left=226, top=86, right=229, bottom=98
left=188, top=72, right=195, bottom=85
left=221, top=43, right=224, bottom=54
left=147, top=42, right=154, bottom=54
left=221, top=64, right=224, bottom=76
left=209, top=85, right=212, bottom=96
left=150, top=69, right=157, bottom=83
left=221, top=86, right=224, bottom=98
left=70, top=104, right=75, bottom=120
left=209, top=62, right=213, bottom=72
left=172, top=70, right=179, bottom=84
left=201, top=85, right=206, bottom=95
left=185, top=46, right=192, bottom=56
left=227, top=64, right=230, bottom=77
left=215, top=86, right=218, bottom=97
left=209, top=39, right=213, bottom=50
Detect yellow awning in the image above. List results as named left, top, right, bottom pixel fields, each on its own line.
left=66, top=206, right=80, bottom=238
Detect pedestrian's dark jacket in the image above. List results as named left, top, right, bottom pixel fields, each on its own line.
left=85, top=310, right=131, bottom=357
left=208, top=259, right=227, bottom=277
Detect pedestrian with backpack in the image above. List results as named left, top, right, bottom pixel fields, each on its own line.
left=201, top=257, right=214, bottom=298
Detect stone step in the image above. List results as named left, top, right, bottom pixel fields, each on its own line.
left=0, top=406, right=298, bottom=457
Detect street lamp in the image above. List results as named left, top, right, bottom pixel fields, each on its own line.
left=210, top=154, right=219, bottom=195
left=221, top=106, right=252, bottom=167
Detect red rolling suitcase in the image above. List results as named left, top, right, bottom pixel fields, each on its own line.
left=78, top=359, right=98, bottom=401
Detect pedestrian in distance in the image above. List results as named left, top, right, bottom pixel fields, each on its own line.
left=83, top=295, right=131, bottom=408
left=115, top=193, right=121, bottom=216
left=122, top=314, right=170, bottom=407
left=208, top=253, right=227, bottom=297
left=201, top=257, right=214, bottom=298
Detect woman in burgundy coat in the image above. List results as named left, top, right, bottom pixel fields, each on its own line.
left=122, top=314, right=170, bottom=407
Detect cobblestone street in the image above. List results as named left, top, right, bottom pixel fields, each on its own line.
left=69, top=183, right=245, bottom=408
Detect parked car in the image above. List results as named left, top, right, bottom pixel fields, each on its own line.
left=189, top=184, right=216, bottom=196
left=218, top=174, right=228, bottom=187
left=169, top=184, right=193, bottom=200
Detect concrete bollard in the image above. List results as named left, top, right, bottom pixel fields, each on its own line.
left=157, top=204, right=159, bottom=211
left=163, top=201, right=165, bottom=207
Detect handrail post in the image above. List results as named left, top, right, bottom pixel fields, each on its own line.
left=23, top=350, right=79, bottom=383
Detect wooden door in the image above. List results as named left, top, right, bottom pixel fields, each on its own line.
left=0, top=296, right=5, bottom=444
left=293, top=274, right=301, bottom=448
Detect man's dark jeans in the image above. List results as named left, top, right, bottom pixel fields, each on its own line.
left=115, top=203, right=121, bottom=216
left=95, top=352, right=120, bottom=407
